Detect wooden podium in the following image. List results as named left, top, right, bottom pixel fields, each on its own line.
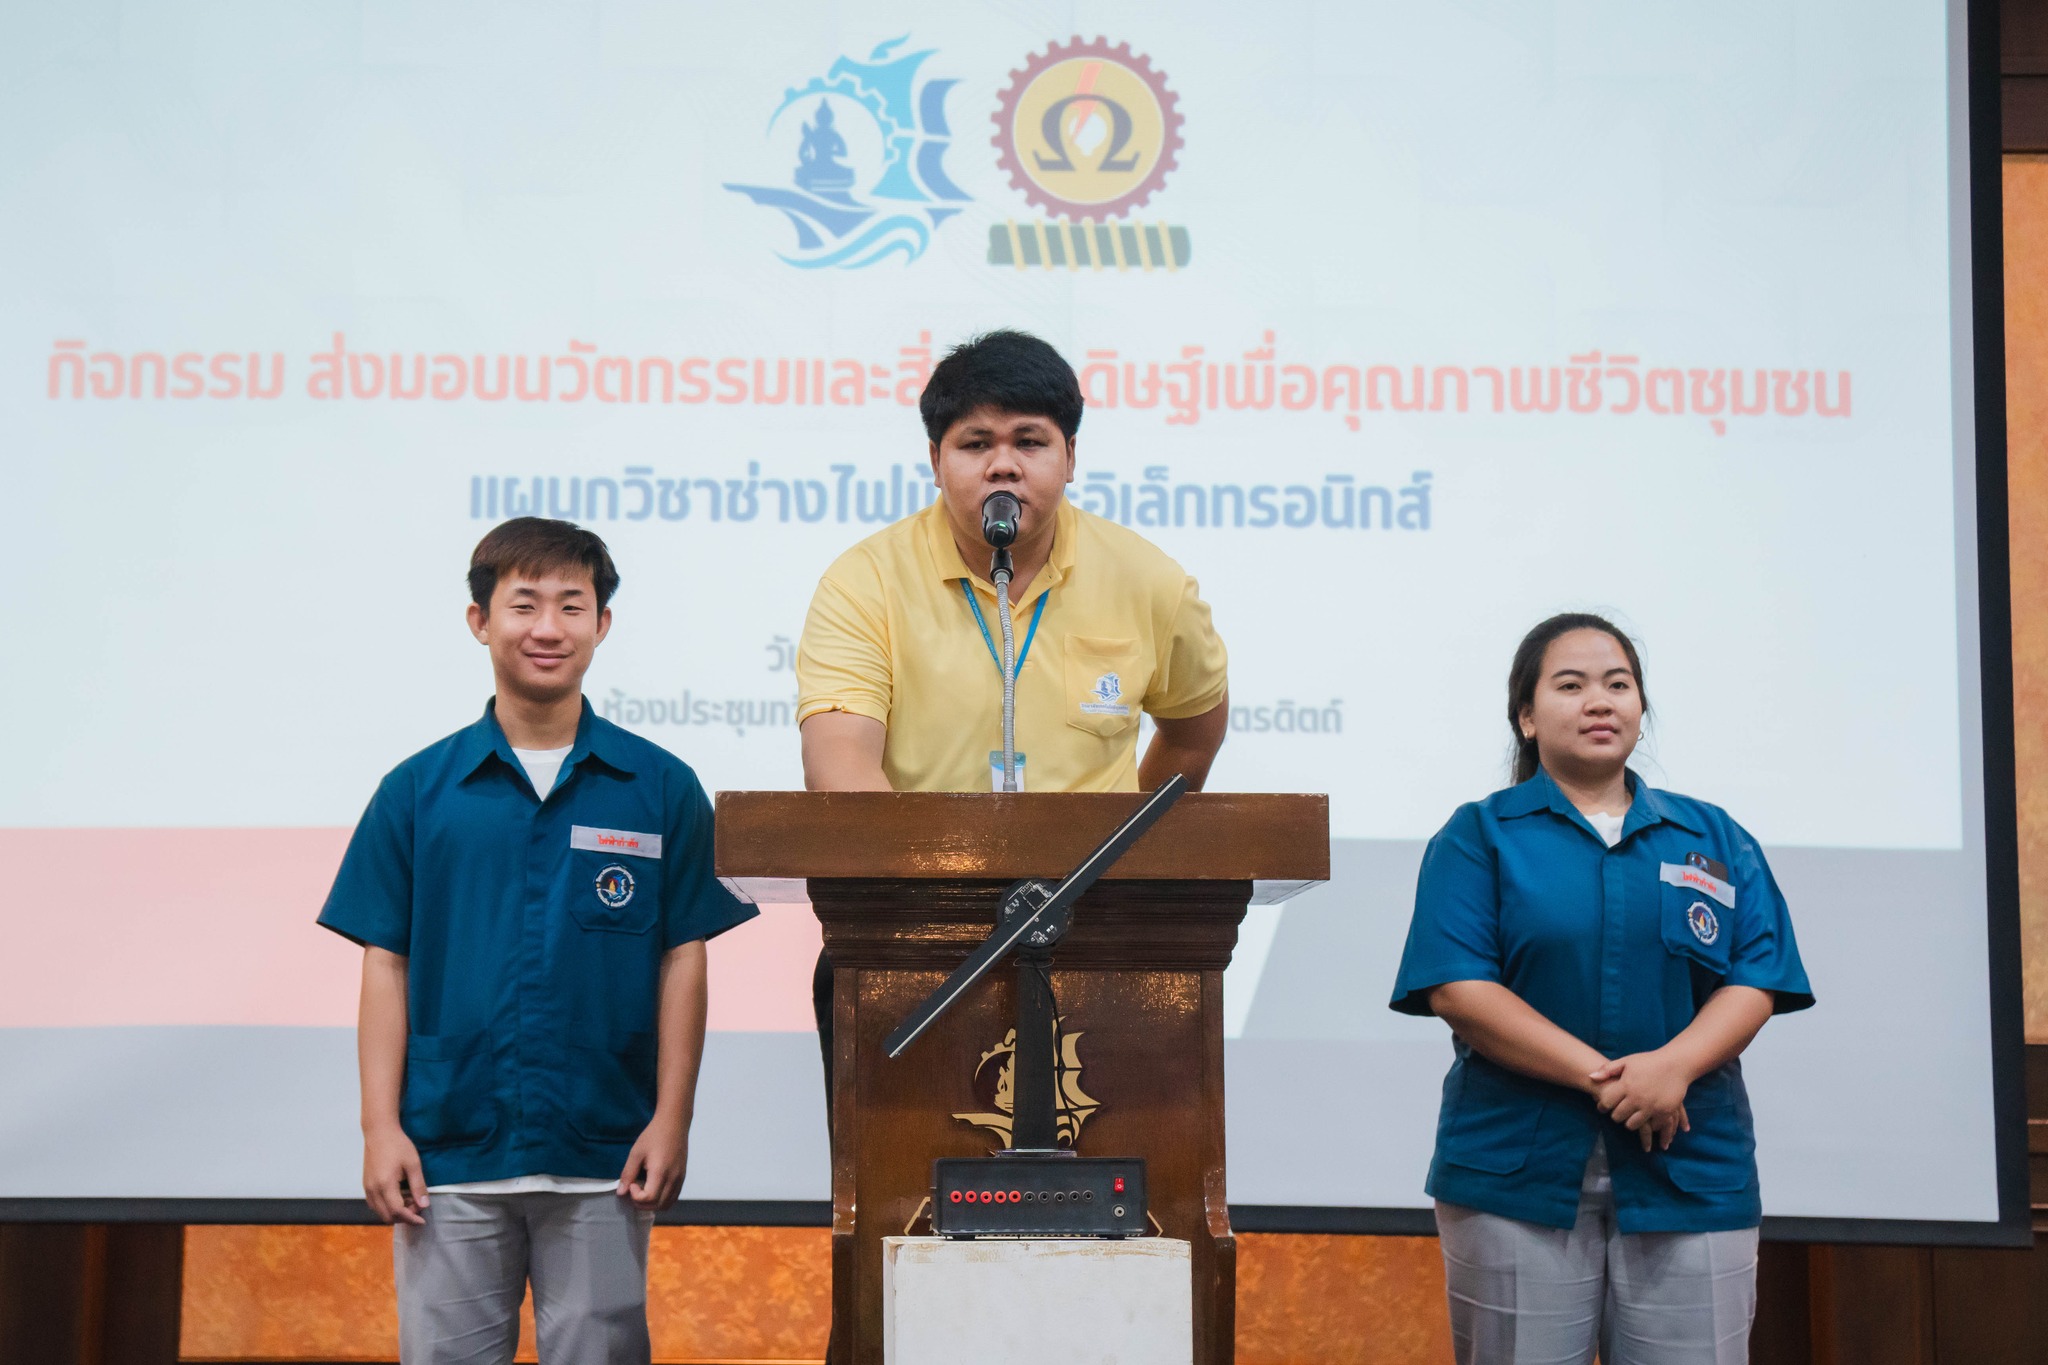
left=716, top=791, right=1329, bottom=1365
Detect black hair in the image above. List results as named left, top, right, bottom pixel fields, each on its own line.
left=468, top=517, right=620, bottom=614
left=919, top=329, right=1084, bottom=443
left=1506, top=612, right=1649, bottom=783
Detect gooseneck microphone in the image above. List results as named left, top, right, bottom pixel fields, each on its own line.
left=982, top=489, right=1021, bottom=550
left=981, top=491, right=1023, bottom=792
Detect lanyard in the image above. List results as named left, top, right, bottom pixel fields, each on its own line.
left=962, top=579, right=1047, bottom=678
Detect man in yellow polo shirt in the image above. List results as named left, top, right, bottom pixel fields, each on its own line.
left=798, top=328, right=1228, bottom=790
left=796, top=328, right=1230, bottom=1087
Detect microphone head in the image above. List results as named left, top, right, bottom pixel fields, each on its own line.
left=981, top=491, right=1021, bottom=548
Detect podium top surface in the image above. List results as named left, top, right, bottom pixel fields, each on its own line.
left=714, top=790, right=1328, bottom=883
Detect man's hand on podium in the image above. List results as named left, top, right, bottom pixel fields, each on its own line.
left=800, top=711, right=890, bottom=792
left=1136, top=693, right=1228, bottom=792
left=363, top=1122, right=428, bottom=1226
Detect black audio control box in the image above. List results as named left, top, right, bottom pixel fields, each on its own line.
left=931, top=1156, right=1148, bottom=1238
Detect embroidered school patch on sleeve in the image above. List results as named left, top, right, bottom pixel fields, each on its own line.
left=595, top=864, right=636, bottom=908
left=571, top=826, right=663, bottom=858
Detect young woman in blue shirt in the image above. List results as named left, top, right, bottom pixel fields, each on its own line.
left=1391, top=613, right=1813, bottom=1365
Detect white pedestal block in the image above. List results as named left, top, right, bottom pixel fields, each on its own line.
left=881, top=1236, right=1192, bottom=1365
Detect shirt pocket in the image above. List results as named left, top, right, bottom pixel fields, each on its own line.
left=1437, top=1059, right=1549, bottom=1175
left=571, top=850, right=660, bottom=935
left=568, top=1028, right=659, bottom=1145
left=402, top=1028, right=499, bottom=1149
left=1660, top=880, right=1732, bottom=977
left=1657, top=1067, right=1756, bottom=1193
left=1063, top=635, right=1144, bottom=738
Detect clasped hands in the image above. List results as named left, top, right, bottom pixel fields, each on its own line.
left=1586, top=1049, right=1692, bottom=1152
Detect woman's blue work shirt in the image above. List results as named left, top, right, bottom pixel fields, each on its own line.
left=1390, top=767, right=1813, bottom=1234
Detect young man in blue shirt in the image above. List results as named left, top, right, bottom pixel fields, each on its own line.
left=319, top=517, right=755, bottom=1364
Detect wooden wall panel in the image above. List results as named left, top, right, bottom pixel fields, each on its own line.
left=180, top=1225, right=834, bottom=1364
left=0, top=1224, right=184, bottom=1365
left=1930, top=1246, right=2037, bottom=1364
left=642, top=1226, right=831, bottom=1363
left=181, top=1226, right=397, bottom=1361
left=2, top=1226, right=101, bottom=1365
left=2008, top=154, right=2048, bottom=1043
left=1234, top=1234, right=1449, bottom=1365
left=1811, top=1246, right=1937, bottom=1365
left=1750, top=1240, right=1814, bottom=1365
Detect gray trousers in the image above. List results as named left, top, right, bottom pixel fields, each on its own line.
left=395, top=1192, right=654, bottom=1365
left=1435, top=1144, right=1759, bottom=1365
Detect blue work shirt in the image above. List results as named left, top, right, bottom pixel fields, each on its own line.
left=317, top=698, right=757, bottom=1187
left=1390, top=768, right=1813, bottom=1233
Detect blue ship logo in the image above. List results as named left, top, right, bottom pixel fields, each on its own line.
left=724, top=37, right=972, bottom=269
left=1687, top=900, right=1719, bottom=946
left=595, top=863, right=636, bottom=908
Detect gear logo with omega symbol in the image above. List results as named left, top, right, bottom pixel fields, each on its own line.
left=988, top=38, right=1191, bottom=272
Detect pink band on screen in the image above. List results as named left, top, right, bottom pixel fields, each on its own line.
left=0, top=829, right=816, bottom=1031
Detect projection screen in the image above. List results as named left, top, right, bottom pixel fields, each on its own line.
left=0, top=0, right=2027, bottom=1241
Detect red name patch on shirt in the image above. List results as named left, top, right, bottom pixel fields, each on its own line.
left=1658, top=862, right=1734, bottom=908
left=570, top=825, right=663, bottom=859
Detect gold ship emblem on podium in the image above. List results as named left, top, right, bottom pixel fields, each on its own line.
left=952, top=1016, right=1102, bottom=1149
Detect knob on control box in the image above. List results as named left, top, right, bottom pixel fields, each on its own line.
left=931, top=1157, right=1148, bottom=1238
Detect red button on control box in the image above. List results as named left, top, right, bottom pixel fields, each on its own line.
left=1114, top=1177, right=1125, bottom=1193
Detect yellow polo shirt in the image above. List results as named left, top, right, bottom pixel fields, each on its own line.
left=796, top=497, right=1228, bottom=793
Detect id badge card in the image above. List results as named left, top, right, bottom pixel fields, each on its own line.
left=989, top=751, right=1027, bottom=792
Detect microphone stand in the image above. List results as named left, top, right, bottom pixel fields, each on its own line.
left=884, top=775, right=1191, bottom=1157
left=991, top=545, right=1018, bottom=793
